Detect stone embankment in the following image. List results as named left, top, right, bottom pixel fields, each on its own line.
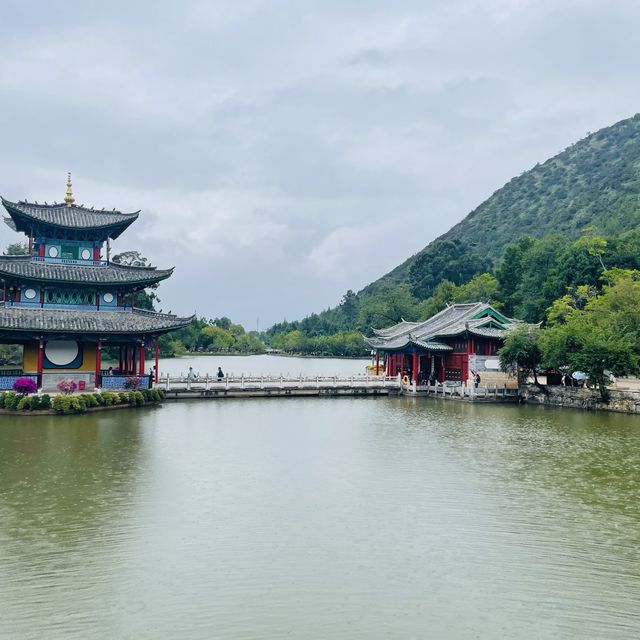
left=520, top=385, right=640, bottom=414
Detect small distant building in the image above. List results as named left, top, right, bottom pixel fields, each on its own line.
left=0, top=174, right=193, bottom=391
left=365, top=302, right=522, bottom=386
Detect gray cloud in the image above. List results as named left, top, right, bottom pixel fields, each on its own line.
left=0, top=0, right=639, bottom=326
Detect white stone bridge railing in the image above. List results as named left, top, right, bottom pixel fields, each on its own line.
left=158, top=373, right=401, bottom=392
left=404, top=379, right=519, bottom=399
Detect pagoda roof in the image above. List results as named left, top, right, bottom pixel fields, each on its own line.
left=365, top=302, right=523, bottom=351
left=2, top=198, right=139, bottom=240
left=0, top=306, right=193, bottom=339
left=0, top=256, right=173, bottom=288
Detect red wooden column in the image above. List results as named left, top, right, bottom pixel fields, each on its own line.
left=139, top=341, right=145, bottom=376
left=412, top=350, right=419, bottom=384
left=118, top=346, right=123, bottom=374
left=37, top=337, right=44, bottom=390
left=154, top=337, right=159, bottom=383
left=441, top=355, right=446, bottom=383
left=375, top=350, right=379, bottom=376
left=95, top=341, right=102, bottom=388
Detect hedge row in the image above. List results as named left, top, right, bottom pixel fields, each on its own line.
left=0, top=391, right=52, bottom=411
left=0, top=388, right=165, bottom=413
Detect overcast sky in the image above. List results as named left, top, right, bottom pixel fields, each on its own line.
left=1, top=0, right=639, bottom=328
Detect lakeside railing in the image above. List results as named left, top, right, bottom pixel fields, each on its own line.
left=404, top=380, right=519, bottom=399
left=158, top=373, right=400, bottom=392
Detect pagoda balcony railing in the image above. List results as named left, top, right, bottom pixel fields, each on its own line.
left=31, top=256, right=108, bottom=267
left=4, top=301, right=134, bottom=312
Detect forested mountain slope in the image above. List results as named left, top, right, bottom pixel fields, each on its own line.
left=369, top=113, right=640, bottom=298
left=264, top=113, right=640, bottom=351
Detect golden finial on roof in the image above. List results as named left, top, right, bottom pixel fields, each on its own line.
left=64, top=172, right=75, bottom=207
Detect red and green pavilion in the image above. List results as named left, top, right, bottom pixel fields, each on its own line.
left=0, top=175, right=192, bottom=391
left=365, top=302, right=522, bottom=385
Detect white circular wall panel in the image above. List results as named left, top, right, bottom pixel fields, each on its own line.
left=48, top=246, right=59, bottom=258
left=103, top=292, right=114, bottom=303
left=44, top=340, right=80, bottom=366
left=24, top=288, right=37, bottom=300
left=81, top=248, right=91, bottom=260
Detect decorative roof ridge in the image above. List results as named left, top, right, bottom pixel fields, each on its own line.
left=132, top=307, right=194, bottom=321
left=0, top=255, right=31, bottom=261
left=0, top=254, right=174, bottom=274
left=108, top=262, right=174, bottom=274
left=1, top=197, right=140, bottom=218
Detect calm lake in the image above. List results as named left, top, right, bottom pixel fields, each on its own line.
left=1, top=357, right=640, bottom=639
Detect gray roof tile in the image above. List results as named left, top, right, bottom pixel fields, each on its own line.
left=2, top=198, right=138, bottom=228
left=0, top=306, right=193, bottom=335
left=0, top=256, right=173, bottom=286
left=365, top=303, right=523, bottom=350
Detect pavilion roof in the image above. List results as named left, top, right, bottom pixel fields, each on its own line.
left=2, top=198, right=139, bottom=240
left=0, top=256, right=173, bottom=288
left=365, top=335, right=453, bottom=352
left=0, top=306, right=193, bottom=338
left=365, top=302, right=522, bottom=351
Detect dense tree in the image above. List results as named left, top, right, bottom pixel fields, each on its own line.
left=454, top=273, right=500, bottom=305
left=3, top=242, right=28, bottom=256
left=357, top=283, right=420, bottom=330
left=409, top=239, right=488, bottom=299
left=498, top=327, right=543, bottom=385
left=340, top=290, right=359, bottom=330
left=540, top=273, right=640, bottom=399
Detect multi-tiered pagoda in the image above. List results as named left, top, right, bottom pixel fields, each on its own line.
left=0, top=175, right=192, bottom=391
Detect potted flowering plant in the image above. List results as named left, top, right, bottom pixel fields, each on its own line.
left=123, top=376, right=142, bottom=390
left=57, top=379, right=78, bottom=395
left=13, top=377, right=37, bottom=395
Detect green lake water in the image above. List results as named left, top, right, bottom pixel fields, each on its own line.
left=1, top=397, right=639, bottom=639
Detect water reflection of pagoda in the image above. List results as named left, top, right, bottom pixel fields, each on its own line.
left=0, top=175, right=192, bottom=391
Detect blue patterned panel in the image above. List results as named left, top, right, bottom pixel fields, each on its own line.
left=101, top=375, right=151, bottom=390
left=0, top=375, right=38, bottom=390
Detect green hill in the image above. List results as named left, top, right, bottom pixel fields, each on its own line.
left=368, top=113, right=640, bottom=298
left=264, top=113, right=640, bottom=349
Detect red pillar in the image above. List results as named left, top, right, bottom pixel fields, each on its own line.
left=118, top=346, right=123, bottom=374
left=441, top=356, right=446, bottom=383
left=375, top=350, right=379, bottom=376
left=412, top=350, right=419, bottom=384
left=155, top=337, right=159, bottom=383
left=139, top=341, right=145, bottom=375
left=37, top=337, right=44, bottom=389
left=95, top=341, right=102, bottom=388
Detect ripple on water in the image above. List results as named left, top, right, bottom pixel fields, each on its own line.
left=0, top=398, right=639, bottom=639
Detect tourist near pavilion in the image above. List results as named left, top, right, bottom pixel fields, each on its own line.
left=365, top=302, right=522, bottom=387
left=0, top=174, right=192, bottom=391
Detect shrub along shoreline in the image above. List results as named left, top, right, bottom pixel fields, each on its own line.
left=0, top=388, right=165, bottom=415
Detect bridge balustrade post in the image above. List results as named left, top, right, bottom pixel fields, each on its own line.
left=165, top=375, right=170, bottom=391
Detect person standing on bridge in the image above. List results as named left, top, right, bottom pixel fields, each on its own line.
left=217, top=366, right=224, bottom=382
